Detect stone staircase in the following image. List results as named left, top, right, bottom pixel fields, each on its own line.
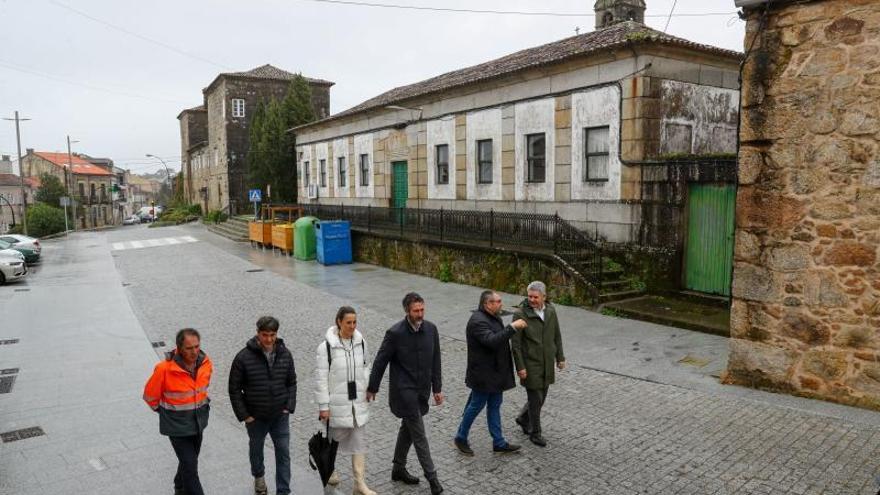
left=206, top=215, right=249, bottom=242
left=565, top=254, right=645, bottom=305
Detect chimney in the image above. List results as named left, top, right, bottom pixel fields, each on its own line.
left=25, top=148, right=34, bottom=155
left=1, top=155, right=9, bottom=161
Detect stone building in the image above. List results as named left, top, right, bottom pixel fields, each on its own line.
left=0, top=174, right=37, bottom=234
left=726, top=0, right=880, bottom=409
left=179, top=64, right=333, bottom=213
left=294, top=1, right=742, bottom=294
left=19, top=150, right=114, bottom=229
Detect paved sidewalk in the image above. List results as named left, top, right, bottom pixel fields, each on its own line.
left=0, top=231, right=321, bottom=495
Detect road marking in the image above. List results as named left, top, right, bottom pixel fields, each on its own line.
left=112, top=236, right=200, bottom=251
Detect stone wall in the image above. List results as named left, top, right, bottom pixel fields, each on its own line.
left=353, top=231, right=594, bottom=306
left=726, top=0, right=880, bottom=409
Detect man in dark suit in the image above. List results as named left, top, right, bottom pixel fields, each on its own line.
left=453, top=290, right=526, bottom=455
left=367, top=292, right=444, bottom=495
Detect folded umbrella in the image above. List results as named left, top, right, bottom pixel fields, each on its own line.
left=308, top=423, right=339, bottom=487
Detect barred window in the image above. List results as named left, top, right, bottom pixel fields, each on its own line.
left=319, top=159, right=327, bottom=187
left=338, top=157, right=346, bottom=187
left=359, top=154, right=370, bottom=186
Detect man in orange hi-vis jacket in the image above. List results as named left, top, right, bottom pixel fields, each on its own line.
left=143, top=328, right=213, bottom=495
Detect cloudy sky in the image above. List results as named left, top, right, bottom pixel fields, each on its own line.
left=0, top=0, right=744, bottom=175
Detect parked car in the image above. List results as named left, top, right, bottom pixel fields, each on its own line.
left=0, top=250, right=27, bottom=285
left=0, top=234, right=41, bottom=258
left=122, top=215, right=141, bottom=225
left=0, top=238, right=39, bottom=263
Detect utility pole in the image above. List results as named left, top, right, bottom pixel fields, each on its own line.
left=67, top=135, right=78, bottom=231
left=2, top=112, right=32, bottom=236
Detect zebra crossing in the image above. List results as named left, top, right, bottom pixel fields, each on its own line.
left=111, top=236, right=199, bottom=251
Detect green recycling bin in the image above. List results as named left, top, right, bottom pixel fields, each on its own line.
left=294, top=216, right=318, bottom=260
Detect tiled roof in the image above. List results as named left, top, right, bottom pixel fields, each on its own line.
left=0, top=174, right=39, bottom=188
left=203, top=64, right=334, bottom=95
left=301, top=21, right=742, bottom=128
left=33, top=152, right=113, bottom=176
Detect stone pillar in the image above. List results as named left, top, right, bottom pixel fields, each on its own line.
left=725, top=0, right=880, bottom=409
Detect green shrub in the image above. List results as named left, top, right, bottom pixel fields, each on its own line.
left=437, top=261, right=453, bottom=283
left=600, top=307, right=623, bottom=318
left=555, top=293, right=574, bottom=306
left=204, top=210, right=227, bottom=224
left=25, top=203, right=67, bottom=237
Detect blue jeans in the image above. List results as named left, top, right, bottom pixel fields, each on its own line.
left=246, top=413, right=291, bottom=495
left=455, top=390, right=507, bottom=448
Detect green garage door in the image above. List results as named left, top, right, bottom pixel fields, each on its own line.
left=685, top=183, right=736, bottom=296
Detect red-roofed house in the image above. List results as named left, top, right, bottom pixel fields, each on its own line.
left=20, top=150, right=114, bottom=228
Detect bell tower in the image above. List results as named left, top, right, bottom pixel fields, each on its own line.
left=594, top=0, right=646, bottom=29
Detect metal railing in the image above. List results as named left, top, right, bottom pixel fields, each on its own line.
left=299, top=204, right=602, bottom=302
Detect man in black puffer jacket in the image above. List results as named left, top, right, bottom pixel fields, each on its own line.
left=229, top=316, right=297, bottom=495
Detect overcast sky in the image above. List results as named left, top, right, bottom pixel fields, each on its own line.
left=0, top=0, right=744, bottom=176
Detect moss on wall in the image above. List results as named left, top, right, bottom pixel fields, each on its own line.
left=353, top=232, right=593, bottom=306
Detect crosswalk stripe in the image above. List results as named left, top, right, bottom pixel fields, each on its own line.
left=112, top=236, right=200, bottom=251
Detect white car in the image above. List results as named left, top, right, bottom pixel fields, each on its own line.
left=0, top=250, right=27, bottom=285
left=0, top=234, right=41, bottom=257
left=122, top=215, right=141, bottom=225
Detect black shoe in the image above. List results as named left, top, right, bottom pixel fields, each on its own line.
left=493, top=442, right=521, bottom=453
left=428, top=476, right=444, bottom=494
left=529, top=434, right=547, bottom=447
left=391, top=466, right=420, bottom=485
left=453, top=437, right=474, bottom=456
left=515, top=416, right=530, bottom=435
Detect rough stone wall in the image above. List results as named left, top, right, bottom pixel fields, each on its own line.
left=353, top=232, right=593, bottom=306
left=726, top=0, right=880, bottom=410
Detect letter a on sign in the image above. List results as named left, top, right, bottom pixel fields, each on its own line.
left=249, top=189, right=262, bottom=202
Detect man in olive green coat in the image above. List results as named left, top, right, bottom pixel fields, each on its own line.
left=511, top=281, right=565, bottom=447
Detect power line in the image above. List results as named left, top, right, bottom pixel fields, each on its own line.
left=0, top=60, right=191, bottom=105
left=46, top=0, right=233, bottom=71
left=664, top=0, right=679, bottom=32
left=299, top=0, right=737, bottom=18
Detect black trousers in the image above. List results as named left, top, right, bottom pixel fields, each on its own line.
left=169, top=433, right=205, bottom=495
left=517, top=387, right=549, bottom=435
left=392, top=415, right=436, bottom=478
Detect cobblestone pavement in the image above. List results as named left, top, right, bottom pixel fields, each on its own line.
left=105, top=224, right=880, bottom=495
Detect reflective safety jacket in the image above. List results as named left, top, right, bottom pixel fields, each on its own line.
left=143, top=350, right=212, bottom=437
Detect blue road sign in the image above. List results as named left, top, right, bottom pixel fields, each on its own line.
left=249, top=189, right=262, bottom=202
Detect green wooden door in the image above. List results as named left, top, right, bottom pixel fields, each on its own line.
left=685, top=183, right=736, bottom=296
left=392, top=161, right=408, bottom=209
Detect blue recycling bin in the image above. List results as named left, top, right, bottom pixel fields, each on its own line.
left=316, top=220, right=353, bottom=265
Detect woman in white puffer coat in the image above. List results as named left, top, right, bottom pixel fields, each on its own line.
left=315, top=306, right=376, bottom=495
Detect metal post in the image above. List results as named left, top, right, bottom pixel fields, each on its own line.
left=553, top=212, right=559, bottom=254
left=490, top=209, right=495, bottom=248
left=367, top=205, right=371, bottom=232
left=67, top=135, right=77, bottom=231
left=440, top=207, right=444, bottom=241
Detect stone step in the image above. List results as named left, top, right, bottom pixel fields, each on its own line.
left=598, top=289, right=644, bottom=304
left=207, top=224, right=248, bottom=242
left=210, top=222, right=248, bottom=237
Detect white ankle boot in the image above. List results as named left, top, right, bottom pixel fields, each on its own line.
left=351, top=454, right=377, bottom=495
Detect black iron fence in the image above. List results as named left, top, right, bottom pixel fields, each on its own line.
left=299, top=203, right=602, bottom=301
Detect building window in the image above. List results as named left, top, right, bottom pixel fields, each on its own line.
left=435, top=144, right=449, bottom=185
left=78, top=182, right=85, bottom=198
left=359, top=154, right=370, bottom=186
left=338, top=157, right=346, bottom=187
left=584, top=126, right=610, bottom=181
left=477, top=139, right=493, bottom=184
left=232, top=98, right=245, bottom=118
left=319, top=159, right=327, bottom=187
left=304, top=161, right=310, bottom=186
left=526, top=133, right=546, bottom=183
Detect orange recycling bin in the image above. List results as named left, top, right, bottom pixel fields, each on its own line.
left=249, top=221, right=273, bottom=246
left=271, top=224, right=294, bottom=256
